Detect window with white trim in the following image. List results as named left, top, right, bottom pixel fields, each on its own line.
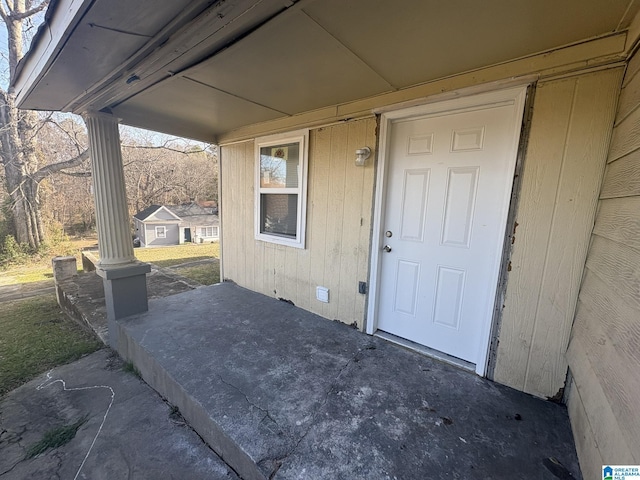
left=155, top=226, right=166, bottom=238
left=255, top=130, right=308, bottom=248
left=199, top=226, right=218, bottom=237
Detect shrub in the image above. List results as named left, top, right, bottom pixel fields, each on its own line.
left=0, top=234, right=31, bottom=266
left=38, top=220, right=75, bottom=258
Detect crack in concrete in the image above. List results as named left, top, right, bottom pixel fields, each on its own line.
left=216, top=375, right=281, bottom=432
left=266, top=345, right=372, bottom=479
left=51, top=451, right=64, bottom=480
left=118, top=443, right=134, bottom=480
left=0, top=462, right=19, bottom=477
left=0, top=424, right=26, bottom=446
left=0, top=425, right=27, bottom=476
left=164, top=402, right=243, bottom=480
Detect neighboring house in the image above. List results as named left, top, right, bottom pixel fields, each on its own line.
left=166, top=203, right=220, bottom=244
left=133, top=203, right=219, bottom=246
left=13, top=1, right=640, bottom=476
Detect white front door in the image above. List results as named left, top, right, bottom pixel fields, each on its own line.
left=375, top=88, right=526, bottom=368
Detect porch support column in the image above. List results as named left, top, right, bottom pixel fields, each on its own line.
left=83, top=111, right=151, bottom=344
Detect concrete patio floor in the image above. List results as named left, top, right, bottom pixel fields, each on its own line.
left=108, top=282, right=581, bottom=480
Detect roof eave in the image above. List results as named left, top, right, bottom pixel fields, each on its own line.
left=13, top=0, right=93, bottom=109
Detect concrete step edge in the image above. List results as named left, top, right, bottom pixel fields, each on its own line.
left=112, top=319, right=266, bottom=480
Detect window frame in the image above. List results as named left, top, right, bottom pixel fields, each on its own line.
left=254, top=129, right=309, bottom=249
left=155, top=226, right=166, bottom=238
left=199, top=226, right=217, bottom=237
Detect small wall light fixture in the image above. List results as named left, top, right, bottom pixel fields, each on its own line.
left=355, top=146, right=371, bottom=166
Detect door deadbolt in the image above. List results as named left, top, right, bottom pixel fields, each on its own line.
left=385, top=231, right=393, bottom=238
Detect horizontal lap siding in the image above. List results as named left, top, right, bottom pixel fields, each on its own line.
left=566, top=56, right=640, bottom=479
left=145, top=224, right=179, bottom=246
left=493, top=68, right=624, bottom=399
left=220, top=118, right=376, bottom=327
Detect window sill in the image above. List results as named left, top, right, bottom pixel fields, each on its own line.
left=256, top=233, right=305, bottom=249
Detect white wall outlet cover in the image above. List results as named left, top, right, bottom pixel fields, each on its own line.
left=316, top=286, right=329, bottom=303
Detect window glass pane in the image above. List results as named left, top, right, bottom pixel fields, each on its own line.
left=260, top=142, right=299, bottom=188
left=260, top=194, right=298, bottom=237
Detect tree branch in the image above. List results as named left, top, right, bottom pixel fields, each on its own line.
left=121, top=143, right=206, bottom=155
left=23, top=111, right=53, bottom=140
left=31, top=148, right=89, bottom=183
left=142, top=185, right=173, bottom=202
left=8, top=0, right=48, bottom=21
left=2, top=0, right=14, bottom=16
left=59, top=170, right=91, bottom=177
left=44, top=115, right=85, bottom=155
left=0, top=2, right=8, bottom=21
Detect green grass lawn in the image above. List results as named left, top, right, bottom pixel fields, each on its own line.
left=173, top=259, right=220, bottom=285
left=134, top=242, right=219, bottom=267
left=0, top=261, right=83, bottom=286
left=0, top=295, right=102, bottom=397
left=1, top=241, right=220, bottom=285
left=0, top=235, right=96, bottom=285
left=0, top=266, right=57, bottom=286
left=0, top=241, right=219, bottom=397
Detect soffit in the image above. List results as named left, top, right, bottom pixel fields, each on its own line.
left=112, top=77, right=285, bottom=140
left=301, top=0, right=633, bottom=88
left=22, top=0, right=199, bottom=110
left=183, top=9, right=394, bottom=115
left=16, top=0, right=637, bottom=141
left=112, top=0, right=634, bottom=140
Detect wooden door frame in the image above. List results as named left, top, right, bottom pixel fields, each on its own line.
left=366, top=84, right=529, bottom=376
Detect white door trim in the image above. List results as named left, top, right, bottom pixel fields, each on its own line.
left=366, top=85, right=528, bottom=376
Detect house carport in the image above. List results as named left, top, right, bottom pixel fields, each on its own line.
left=13, top=0, right=640, bottom=476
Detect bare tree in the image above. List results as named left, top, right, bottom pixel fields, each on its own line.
left=0, top=3, right=218, bottom=245
left=0, top=0, right=89, bottom=249
left=36, top=114, right=94, bottom=233
left=38, top=123, right=219, bottom=234
left=121, top=135, right=218, bottom=214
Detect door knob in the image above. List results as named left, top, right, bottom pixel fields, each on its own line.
left=383, top=245, right=392, bottom=252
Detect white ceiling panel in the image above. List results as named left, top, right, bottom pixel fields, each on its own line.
left=112, top=77, right=286, bottom=141
left=184, top=9, right=394, bottom=115
left=303, top=0, right=632, bottom=88
left=16, top=0, right=637, bottom=139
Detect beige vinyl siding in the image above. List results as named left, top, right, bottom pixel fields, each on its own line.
left=565, top=54, right=640, bottom=478
left=221, top=68, right=624, bottom=401
left=493, top=68, right=624, bottom=398
left=221, top=117, right=376, bottom=327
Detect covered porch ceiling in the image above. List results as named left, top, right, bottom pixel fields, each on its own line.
left=14, top=0, right=639, bottom=142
